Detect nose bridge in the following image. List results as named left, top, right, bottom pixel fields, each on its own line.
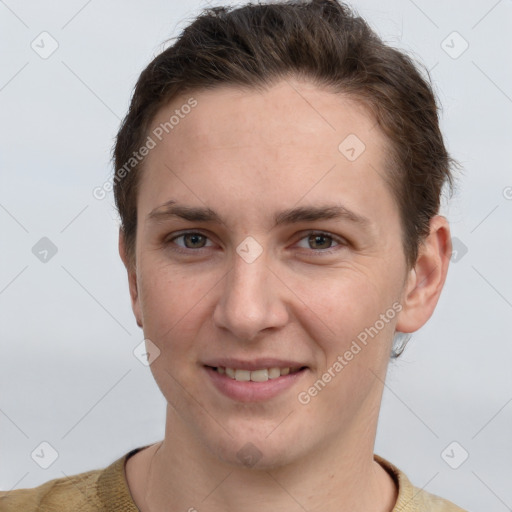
left=213, top=244, right=287, bottom=340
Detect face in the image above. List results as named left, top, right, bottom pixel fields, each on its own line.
left=123, top=78, right=419, bottom=469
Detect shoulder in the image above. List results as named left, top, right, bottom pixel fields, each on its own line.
left=374, top=454, right=468, bottom=512
left=0, top=446, right=146, bottom=512
left=0, top=467, right=104, bottom=512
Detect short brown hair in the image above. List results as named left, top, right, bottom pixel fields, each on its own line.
left=113, top=0, right=459, bottom=310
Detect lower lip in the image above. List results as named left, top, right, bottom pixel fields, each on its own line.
left=204, top=366, right=308, bottom=402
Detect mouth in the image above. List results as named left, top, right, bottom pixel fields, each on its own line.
left=203, top=364, right=309, bottom=402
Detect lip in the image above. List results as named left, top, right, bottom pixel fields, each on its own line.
left=203, top=365, right=308, bottom=403
left=202, top=358, right=307, bottom=371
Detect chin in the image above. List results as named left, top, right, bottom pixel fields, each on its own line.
left=205, top=429, right=304, bottom=471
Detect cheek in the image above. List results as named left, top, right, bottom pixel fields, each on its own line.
left=137, top=262, right=215, bottom=347
left=288, top=266, right=393, bottom=348
left=295, top=275, right=397, bottom=428
left=137, top=265, right=216, bottom=400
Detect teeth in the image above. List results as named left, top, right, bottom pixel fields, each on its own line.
left=268, top=367, right=281, bottom=379
left=215, top=366, right=302, bottom=382
left=250, top=369, right=268, bottom=382
left=234, top=369, right=251, bottom=381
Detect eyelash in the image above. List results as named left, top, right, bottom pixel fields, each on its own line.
left=165, top=230, right=347, bottom=256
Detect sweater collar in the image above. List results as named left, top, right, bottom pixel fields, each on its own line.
left=97, top=446, right=413, bottom=511
left=97, top=444, right=153, bottom=511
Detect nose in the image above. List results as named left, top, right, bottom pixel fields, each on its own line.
left=212, top=245, right=289, bottom=342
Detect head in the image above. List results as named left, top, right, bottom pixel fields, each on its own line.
left=114, top=0, right=457, bottom=469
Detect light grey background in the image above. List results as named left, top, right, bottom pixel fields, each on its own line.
left=1, top=1, right=511, bottom=510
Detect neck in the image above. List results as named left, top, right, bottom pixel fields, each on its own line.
left=138, top=405, right=397, bottom=512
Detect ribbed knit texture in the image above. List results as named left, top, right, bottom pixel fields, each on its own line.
left=0, top=447, right=467, bottom=511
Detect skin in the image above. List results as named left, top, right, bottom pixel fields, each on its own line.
left=119, top=77, right=451, bottom=512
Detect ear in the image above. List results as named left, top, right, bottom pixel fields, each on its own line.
left=395, top=215, right=452, bottom=333
left=118, top=228, right=143, bottom=328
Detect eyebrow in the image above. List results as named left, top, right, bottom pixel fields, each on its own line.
left=147, top=200, right=372, bottom=231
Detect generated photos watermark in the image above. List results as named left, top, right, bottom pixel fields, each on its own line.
left=297, top=301, right=403, bottom=405
left=93, top=97, right=198, bottom=200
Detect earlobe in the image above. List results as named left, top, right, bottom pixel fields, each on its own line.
left=395, top=216, right=452, bottom=334
left=118, top=228, right=143, bottom=328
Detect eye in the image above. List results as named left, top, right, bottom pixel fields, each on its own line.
left=167, top=231, right=214, bottom=251
left=295, top=231, right=346, bottom=253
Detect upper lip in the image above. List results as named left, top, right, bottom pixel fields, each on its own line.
left=203, top=358, right=308, bottom=371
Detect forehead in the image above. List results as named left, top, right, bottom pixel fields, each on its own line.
left=138, top=78, right=397, bottom=232
left=154, top=80, right=383, bottom=156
